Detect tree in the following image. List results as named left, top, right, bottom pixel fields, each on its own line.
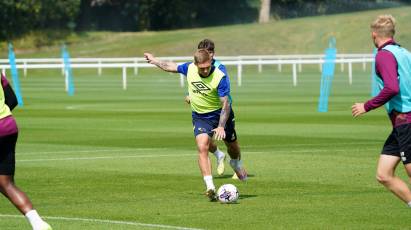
left=0, top=0, right=81, bottom=40
left=259, top=0, right=271, bottom=23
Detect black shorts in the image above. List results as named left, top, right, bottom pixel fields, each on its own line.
left=0, top=133, right=17, bottom=175
left=382, top=124, right=411, bottom=165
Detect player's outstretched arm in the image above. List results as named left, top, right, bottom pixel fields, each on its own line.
left=144, top=52, right=178, bottom=73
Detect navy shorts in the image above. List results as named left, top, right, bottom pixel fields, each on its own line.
left=192, top=109, right=237, bottom=142
left=382, top=124, right=411, bottom=164
left=0, top=133, right=17, bottom=175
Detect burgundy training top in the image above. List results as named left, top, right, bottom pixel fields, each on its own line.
left=0, top=74, right=18, bottom=137
left=364, top=39, right=411, bottom=127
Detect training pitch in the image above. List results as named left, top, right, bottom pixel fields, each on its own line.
left=0, top=65, right=409, bottom=229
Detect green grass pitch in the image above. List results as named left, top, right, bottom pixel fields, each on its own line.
left=0, top=64, right=409, bottom=229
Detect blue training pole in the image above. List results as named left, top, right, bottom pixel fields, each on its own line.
left=318, top=37, right=337, bottom=112
left=61, top=45, right=75, bottom=96
left=8, top=43, right=24, bottom=106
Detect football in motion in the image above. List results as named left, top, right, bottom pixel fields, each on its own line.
left=217, top=184, right=239, bottom=203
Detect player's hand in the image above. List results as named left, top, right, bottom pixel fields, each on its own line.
left=184, top=96, right=191, bottom=104
left=144, top=52, right=155, bottom=64
left=352, top=103, right=366, bottom=117
left=212, top=126, right=226, bottom=141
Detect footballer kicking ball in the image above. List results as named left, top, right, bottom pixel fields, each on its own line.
left=217, top=184, right=239, bottom=204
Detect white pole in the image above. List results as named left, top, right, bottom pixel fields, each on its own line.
left=98, top=60, right=102, bottom=76
left=122, top=67, right=127, bottom=90
left=61, top=60, right=65, bottom=76
left=65, top=70, right=69, bottom=92
left=258, top=57, right=262, bottom=73
left=23, top=61, right=27, bottom=77
left=340, top=62, right=344, bottom=72
left=180, top=74, right=185, bottom=87
left=348, top=61, right=353, bottom=85
left=319, top=58, right=322, bottom=72
left=134, top=58, right=138, bottom=75
left=292, top=63, right=297, bottom=86
left=237, top=62, right=242, bottom=87
left=277, top=59, right=282, bottom=72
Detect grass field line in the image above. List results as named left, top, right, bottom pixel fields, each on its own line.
left=16, top=147, right=379, bottom=163
left=17, top=153, right=197, bottom=162
left=0, top=214, right=203, bottom=230
left=18, top=148, right=169, bottom=156
left=245, top=141, right=380, bottom=148
left=18, top=141, right=378, bottom=156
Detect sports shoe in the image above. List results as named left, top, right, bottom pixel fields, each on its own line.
left=230, top=159, right=248, bottom=181
left=205, top=189, right=217, bottom=201
left=216, top=155, right=225, bottom=176
left=232, top=173, right=239, bottom=180
left=233, top=167, right=248, bottom=181
left=36, top=222, right=52, bottom=230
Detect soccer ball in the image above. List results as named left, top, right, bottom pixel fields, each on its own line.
left=217, top=184, right=239, bottom=203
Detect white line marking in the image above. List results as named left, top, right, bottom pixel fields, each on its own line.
left=17, top=153, right=195, bottom=162
left=16, top=147, right=377, bottom=163
left=17, top=143, right=380, bottom=155
left=0, top=214, right=203, bottom=230
left=19, top=148, right=168, bottom=156
left=19, top=141, right=378, bottom=156
left=245, top=141, right=379, bottom=148
left=246, top=148, right=376, bottom=155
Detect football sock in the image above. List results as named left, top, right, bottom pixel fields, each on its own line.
left=213, top=148, right=225, bottom=160
left=408, top=201, right=411, bottom=207
left=25, top=210, right=45, bottom=229
left=230, top=159, right=243, bottom=170
left=203, top=175, right=215, bottom=191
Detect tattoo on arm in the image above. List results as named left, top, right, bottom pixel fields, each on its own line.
left=218, top=96, right=231, bottom=127
left=154, top=60, right=178, bottom=73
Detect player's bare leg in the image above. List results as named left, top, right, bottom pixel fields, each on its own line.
left=376, top=155, right=411, bottom=206
left=209, top=140, right=226, bottom=176
left=196, top=134, right=216, bottom=201
left=405, top=163, right=411, bottom=207
left=0, top=175, right=52, bottom=230
left=224, top=140, right=247, bottom=181
left=0, top=175, right=33, bottom=214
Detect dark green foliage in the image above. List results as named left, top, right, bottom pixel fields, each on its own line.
left=271, top=0, right=406, bottom=19
left=0, top=0, right=40, bottom=40
left=0, top=0, right=81, bottom=40
left=76, top=0, right=257, bottom=31
left=0, top=0, right=409, bottom=41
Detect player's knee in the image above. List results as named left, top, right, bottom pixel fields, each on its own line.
left=197, top=144, right=209, bottom=154
left=0, top=177, right=12, bottom=191
left=226, top=144, right=239, bottom=154
left=405, top=164, right=411, bottom=177
left=376, top=172, right=392, bottom=185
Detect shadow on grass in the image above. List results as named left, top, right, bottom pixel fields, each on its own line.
left=214, top=174, right=255, bottom=179
left=239, top=194, right=257, bottom=200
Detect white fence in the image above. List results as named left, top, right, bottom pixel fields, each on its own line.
left=0, top=54, right=374, bottom=89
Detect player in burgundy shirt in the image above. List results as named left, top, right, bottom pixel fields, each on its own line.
left=352, top=15, right=411, bottom=208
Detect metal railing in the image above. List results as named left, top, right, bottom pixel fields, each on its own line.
left=0, top=54, right=374, bottom=89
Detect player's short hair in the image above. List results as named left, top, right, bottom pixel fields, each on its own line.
left=198, top=39, right=215, bottom=53
left=194, top=49, right=211, bottom=64
left=371, top=15, right=396, bottom=38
